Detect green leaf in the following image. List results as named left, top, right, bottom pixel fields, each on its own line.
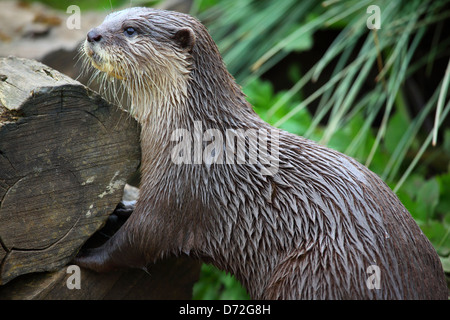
left=396, top=189, right=417, bottom=216
left=278, top=109, right=311, bottom=136
left=420, top=220, right=450, bottom=256
left=243, top=78, right=275, bottom=116
left=288, top=63, right=302, bottom=84
left=416, top=178, right=440, bottom=220
left=443, top=129, right=450, bottom=155
left=328, top=112, right=365, bottom=155
left=384, top=112, right=410, bottom=156
left=281, top=25, right=314, bottom=52
left=399, top=174, right=425, bottom=200
left=436, top=173, right=450, bottom=215
left=193, top=264, right=249, bottom=300
left=440, top=255, right=450, bottom=273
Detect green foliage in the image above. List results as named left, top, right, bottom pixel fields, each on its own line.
left=194, top=0, right=322, bottom=83
left=396, top=172, right=450, bottom=256
left=193, top=264, right=249, bottom=300
left=244, top=77, right=312, bottom=136
left=441, top=255, right=450, bottom=274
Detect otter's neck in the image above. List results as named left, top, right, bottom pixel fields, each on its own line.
left=130, top=19, right=263, bottom=140
left=135, top=53, right=261, bottom=153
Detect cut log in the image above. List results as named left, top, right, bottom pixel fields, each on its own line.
left=0, top=56, right=141, bottom=284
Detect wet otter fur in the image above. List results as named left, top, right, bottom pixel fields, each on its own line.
left=75, top=7, right=447, bottom=299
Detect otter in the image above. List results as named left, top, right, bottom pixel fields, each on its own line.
left=74, top=7, right=447, bottom=299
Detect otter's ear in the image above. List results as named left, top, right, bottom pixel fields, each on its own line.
left=173, top=27, right=195, bottom=51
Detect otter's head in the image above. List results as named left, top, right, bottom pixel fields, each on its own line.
left=83, top=7, right=200, bottom=120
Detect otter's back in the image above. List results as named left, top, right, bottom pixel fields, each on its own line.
left=260, top=134, right=447, bottom=299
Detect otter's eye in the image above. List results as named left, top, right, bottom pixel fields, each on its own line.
left=124, top=27, right=136, bottom=37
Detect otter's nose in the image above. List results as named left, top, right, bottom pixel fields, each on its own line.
left=87, top=29, right=102, bottom=43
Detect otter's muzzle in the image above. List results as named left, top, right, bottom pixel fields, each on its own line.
left=87, top=28, right=103, bottom=43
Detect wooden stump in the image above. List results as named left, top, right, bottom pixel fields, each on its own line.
left=0, top=57, right=202, bottom=299
left=0, top=56, right=141, bottom=284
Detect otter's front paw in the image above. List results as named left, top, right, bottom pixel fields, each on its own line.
left=98, top=201, right=136, bottom=238
left=72, top=247, right=113, bottom=273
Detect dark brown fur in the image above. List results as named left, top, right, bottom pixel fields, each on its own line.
left=75, top=7, right=448, bottom=299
